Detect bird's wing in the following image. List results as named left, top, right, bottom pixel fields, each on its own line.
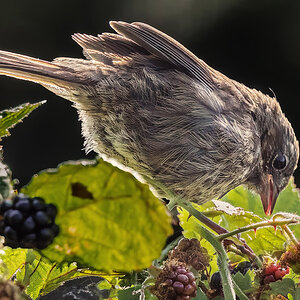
left=110, top=21, right=214, bottom=90
left=72, top=32, right=150, bottom=64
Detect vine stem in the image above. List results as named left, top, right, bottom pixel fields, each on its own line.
left=173, top=200, right=249, bottom=299
left=198, top=225, right=251, bottom=300
left=218, top=218, right=299, bottom=241
left=175, top=199, right=262, bottom=266
left=281, top=225, right=299, bottom=247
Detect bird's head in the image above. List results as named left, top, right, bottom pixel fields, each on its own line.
left=248, top=99, right=299, bottom=215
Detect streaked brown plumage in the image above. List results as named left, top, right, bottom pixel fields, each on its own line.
left=0, top=21, right=298, bottom=216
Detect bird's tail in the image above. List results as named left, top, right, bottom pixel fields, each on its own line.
left=0, top=50, right=86, bottom=101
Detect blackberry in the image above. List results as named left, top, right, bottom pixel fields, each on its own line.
left=210, top=271, right=222, bottom=291
left=0, top=200, right=13, bottom=214
left=4, top=209, right=24, bottom=228
left=32, top=197, right=46, bottom=211
left=232, top=261, right=252, bottom=275
left=151, top=262, right=197, bottom=300
left=0, top=194, right=59, bottom=249
left=34, top=211, right=51, bottom=227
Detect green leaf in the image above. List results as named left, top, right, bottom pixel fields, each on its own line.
left=0, top=247, right=28, bottom=280
left=0, top=101, right=45, bottom=139
left=270, top=278, right=296, bottom=297
left=0, top=247, right=120, bottom=299
left=178, top=199, right=290, bottom=268
left=118, top=287, right=140, bottom=300
left=232, top=272, right=252, bottom=292
left=222, top=179, right=300, bottom=239
left=21, top=158, right=172, bottom=272
left=294, top=287, right=300, bottom=300
left=219, top=211, right=287, bottom=254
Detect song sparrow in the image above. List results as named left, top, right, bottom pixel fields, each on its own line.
left=0, top=21, right=298, bottom=217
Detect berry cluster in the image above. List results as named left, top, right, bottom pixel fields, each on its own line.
left=262, top=263, right=289, bottom=284
left=0, top=194, right=59, bottom=249
left=280, top=242, right=300, bottom=274
left=151, top=261, right=197, bottom=300
left=164, top=265, right=197, bottom=300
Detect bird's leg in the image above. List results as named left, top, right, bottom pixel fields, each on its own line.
left=145, top=179, right=254, bottom=257
left=175, top=199, right=228, bottom=234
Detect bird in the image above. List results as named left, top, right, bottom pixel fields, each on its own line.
left=0, top=21, right=298, bottom=226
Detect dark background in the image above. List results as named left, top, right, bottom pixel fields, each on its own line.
left=0, top=0, right=299, bottom=188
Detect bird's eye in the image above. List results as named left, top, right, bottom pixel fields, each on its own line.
left=272, top=153, right=287, bottom=170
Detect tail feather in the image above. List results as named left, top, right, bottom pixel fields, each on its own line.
left=0, top=50, right=83, bottom=88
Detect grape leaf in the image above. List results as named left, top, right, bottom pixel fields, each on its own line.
left=0, top=101, right=45, bottom=139
left=21, top=158, right=172, bottom=272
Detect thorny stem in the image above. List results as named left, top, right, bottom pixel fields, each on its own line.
left=174, top=199, right=261, bottom=266
left=218, top=218, right=299, bottom=241
left=227, top=244, right=246, bottom=258
left=281, top=224, right=299, bottom=247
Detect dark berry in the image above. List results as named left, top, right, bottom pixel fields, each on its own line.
left=4, top=238, right=20, bottom=248
left=232, top=261, right=252, bottom=275
left=0, top=200, right=13, bottom=214
left=263, top=274, right=276, bottom=284
left=50, top=224, right=60, bottom=236
left=36, top=241, right=49, bottom=250
left=38, top=228, right=54, bottom=242
left=4, top=226, right=18, bottom=240
left=4, top=210, right=24, bottom=228
left=20, top=233, right=37, bottom=248
left=15, top=199, right=31, bottom=212
left=32, top=197, right=46, bottom=211
left=210, top=271, right=222, bottom=290
left=22, top=216, right=36, bottom=233
left=45, top=204, right=57, bottom=219
left=34, top=211, right=51, bottom=226
left=0, top=220, right=4, bottom=235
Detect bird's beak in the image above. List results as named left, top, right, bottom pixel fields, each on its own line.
left=259, top=174, right=279, bottom=215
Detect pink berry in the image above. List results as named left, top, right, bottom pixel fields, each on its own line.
left=264, top=264, right=278, bottom=276
left=177, top=274, right=189, bottom=285
left=176, top=268, right=187, bottom=274
left=164, top=279, right=173, bottom=286
left=274, top=268, right=288, bottom=280
left=173, top=281, right=184, bottom=294
left=183, top=284, right=195, bottom=295
left=264, top=274, right=276, bottom=284
left=186, top=272, right=195, bottom=281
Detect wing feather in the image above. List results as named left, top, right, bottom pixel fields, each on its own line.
left=110, top=21, right=214, bottom=89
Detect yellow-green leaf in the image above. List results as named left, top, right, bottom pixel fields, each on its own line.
left=22, top=158, right=172, bottom=272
